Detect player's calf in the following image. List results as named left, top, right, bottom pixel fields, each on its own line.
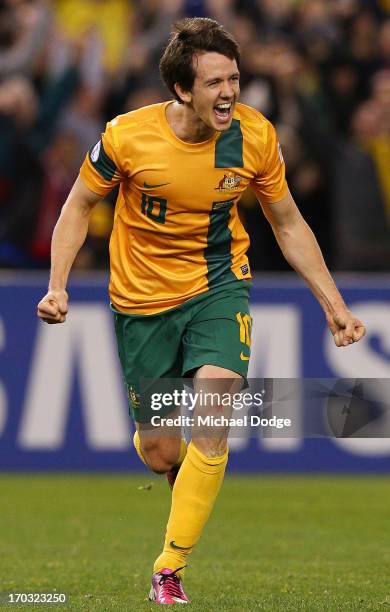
left=140, top=436, right=183, bottom=474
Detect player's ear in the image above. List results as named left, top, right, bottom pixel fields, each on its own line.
left=174, top=82, right=192, bottom=104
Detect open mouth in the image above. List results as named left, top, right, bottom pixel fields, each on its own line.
left=214, top=102, right=232, bottom=122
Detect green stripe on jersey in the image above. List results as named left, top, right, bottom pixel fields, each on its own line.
left=205, top=198, right=236, bottom=287
left=89, top=140, right=117, bottom=181
left=215, top=119, right=243, bottom=168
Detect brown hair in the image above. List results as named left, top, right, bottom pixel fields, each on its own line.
left=160, top=17, right=240, bottom=103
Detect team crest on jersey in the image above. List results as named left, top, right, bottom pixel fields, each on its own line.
left=215, top=172, right=242, bottom=191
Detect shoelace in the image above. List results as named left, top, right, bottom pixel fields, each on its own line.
left=158, top=567, right=186, bottom=599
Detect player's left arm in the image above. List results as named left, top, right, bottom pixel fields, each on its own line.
left=260, top=189, right=366, bottom=347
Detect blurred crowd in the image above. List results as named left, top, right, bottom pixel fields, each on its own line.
left=0, top=0, right=389, bottom=271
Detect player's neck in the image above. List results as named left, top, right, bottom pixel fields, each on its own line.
left=166, top=101, right=215, bottom=144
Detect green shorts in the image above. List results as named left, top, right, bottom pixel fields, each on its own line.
left=113, top=280, right=252, bottom=422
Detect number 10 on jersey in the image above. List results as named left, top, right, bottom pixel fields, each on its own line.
left=141, top=193, right=167, bottom=224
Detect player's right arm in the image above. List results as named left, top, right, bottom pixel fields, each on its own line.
left=37, top=176, right=101, bottom=324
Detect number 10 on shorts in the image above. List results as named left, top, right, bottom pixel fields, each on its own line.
left=236, top=312, right=252, bottom=360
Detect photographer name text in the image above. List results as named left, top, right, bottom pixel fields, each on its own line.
left=150, top=415, right=292, bottom=429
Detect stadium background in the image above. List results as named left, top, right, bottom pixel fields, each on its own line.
left=1, top=2, right=390, bottom=609
left=1, top=0, right=389, bottom=472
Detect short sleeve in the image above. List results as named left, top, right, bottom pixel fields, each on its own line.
left=79, top=121, right=126, bottom=196
left=251, top=121, right=288, bottom=205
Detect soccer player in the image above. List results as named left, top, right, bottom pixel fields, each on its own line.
left=37, top=18, right=366, bottom=605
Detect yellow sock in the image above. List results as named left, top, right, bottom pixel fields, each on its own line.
left=153, top=441, right=228, bottom=577
left=133, top=431, right=187, bottom=467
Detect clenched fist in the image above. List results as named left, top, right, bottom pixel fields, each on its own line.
left=37, top=289, right=69, bottom=324
left=327, top=309, right=366, bottom=347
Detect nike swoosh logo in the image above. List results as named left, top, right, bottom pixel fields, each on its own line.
left=170, top=540, right=193, bottom=551
left=143, top=182, right=170, bottom=189
left=240, top=352, right=250, bottom=361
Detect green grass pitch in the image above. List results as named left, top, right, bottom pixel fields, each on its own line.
left=1, top=474, right=389, bottom=611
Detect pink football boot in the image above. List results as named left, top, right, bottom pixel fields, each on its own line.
left=148, top=567, right=189, bottom=604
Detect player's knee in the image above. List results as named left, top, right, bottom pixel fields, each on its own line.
left=193, top=437, right=228, bottom=459
left=146, top=452, right=176, bottom=474
left=141, top=439, right=179, bottom=474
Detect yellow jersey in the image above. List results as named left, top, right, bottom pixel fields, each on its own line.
left=79, top=101, right=288, bottom=314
